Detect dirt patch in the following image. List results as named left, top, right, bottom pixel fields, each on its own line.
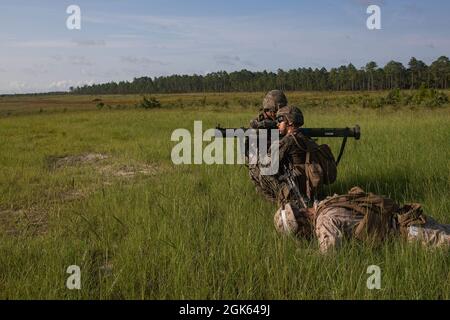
left=3, top=153, right=162, bottom=237
left=45, top=153, right=109, bottom=170
left=59, top=189, right=89, bottom=202
left=0, top=206, right=48, bottom=236
left=45, top=153, right=160, bottom=178
left=43, top=152, right=161, bottom=202
left=101, top=163, right=160, bottom=178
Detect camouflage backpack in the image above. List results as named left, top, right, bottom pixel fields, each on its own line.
left=291, top=134, right=338, bottom=198
left=316, top=187, right=400, bottom=242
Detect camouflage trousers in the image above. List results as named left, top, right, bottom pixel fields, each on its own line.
left=248, top=165, right=306, bottom=205
left=405, top=217, right=450, bottom=248
left=248, top=165, right=280, bottom=203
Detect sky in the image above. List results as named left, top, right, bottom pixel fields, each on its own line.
left=0, top=0, right=449, bottom=94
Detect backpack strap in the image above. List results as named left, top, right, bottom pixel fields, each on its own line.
left=291, top=133, right=322, bottom=153
left=290, top=133, right=307, bottom=152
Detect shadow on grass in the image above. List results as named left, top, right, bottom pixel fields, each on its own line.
left=324, top=171, right=430, bottom=203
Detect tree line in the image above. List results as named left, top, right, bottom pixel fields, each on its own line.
left=71, top=56, right=450, bottom=94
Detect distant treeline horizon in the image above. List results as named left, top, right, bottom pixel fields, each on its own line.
left=70, top=55, right=447, bottom=95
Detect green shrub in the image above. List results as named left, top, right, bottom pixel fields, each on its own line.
left=411, top=85, right=449, bottom=107
left=420, top=90, right=449, bottom=107
left=385, top=88, right=401, bottom=105
left=135, top=96, right=162, bottom=109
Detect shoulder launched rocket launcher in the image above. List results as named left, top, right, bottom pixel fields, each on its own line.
left=214, top=125, right=360, bottom=165
left=215, top=125, right=360, bottom=140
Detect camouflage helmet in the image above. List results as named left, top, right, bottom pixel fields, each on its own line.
left=263, top=90, right=288, bottom=111
left=276, top=106, right=304, bottom=127
left=274, top=203, right=299, bottom=235
left=274, top=203, right=313, bottom=238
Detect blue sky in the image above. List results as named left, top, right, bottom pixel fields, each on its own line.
left=0, top=0, right=449, bottom=93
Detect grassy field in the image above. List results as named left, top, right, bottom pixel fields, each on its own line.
left=0, top=91, right=449, bottom=299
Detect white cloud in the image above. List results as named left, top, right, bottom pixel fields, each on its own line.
left=108, top=34, right=142, bottom=39
left=7, top=40, right=74, bottom=48
left=214, top=55, right=240, bottom=66
left=2, top=80, right=94, bottom=93
left=9, top=81, right=27, bottom=89
left=72, top=39, right=106, bottom=47
left=69, top=56, right=94, bottom=66
left=21, top=64, right=50, bottom=76
left=120, top=56, right=168, bottom=66
left=49, top=55, right=64, bottom=62
left=48, top=80, right=94, bottom=91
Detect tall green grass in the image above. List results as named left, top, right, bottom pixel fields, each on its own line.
left=0, top=96, right=448, bottom=299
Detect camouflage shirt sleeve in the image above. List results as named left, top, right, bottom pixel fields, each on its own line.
left=315, top=209, right=343, bottom=253
left=315, top=206, right=365, bottom=253
left=262, top=135, right=291, bottom=176
left=277, top=135, right=292, bottom=167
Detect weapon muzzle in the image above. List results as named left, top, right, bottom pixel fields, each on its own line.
left=351, top=125, right=361, bottom=140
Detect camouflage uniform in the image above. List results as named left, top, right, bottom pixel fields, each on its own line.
left=314, top=205, right=368, bottom=253
left=248, top=164, right=279, bottom=202
left=278, top=132, right=312, bottom=198
left=249, top=112, right=278, bottom=131
left=314, top=202, right=450, bottom=253
left=248, top=90, right=288, bottom=202
left=249, top=90, right=288, bottom=130
left=248, top=133, right=281, bottom=203
left=254, top=129, right=314, bottom=204
left=404, top=217, right=450, bottom=248
left=274, top=187, right=450, bottom=253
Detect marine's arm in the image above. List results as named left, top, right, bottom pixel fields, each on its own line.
left=276, top=136, right=293, bottom=169
left=262, top=136, right=291, bottom=169
left=250, top=118, right=278, bottom=129
left=249, top=111, right=277, bottom=129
